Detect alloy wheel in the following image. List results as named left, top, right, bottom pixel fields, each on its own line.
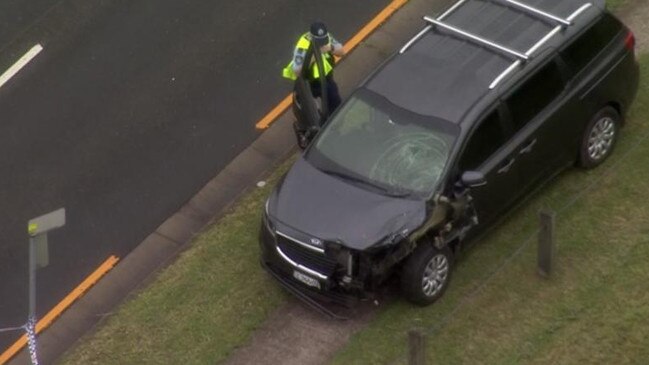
left=421, top=254, right=449, bottom=297
left=587, top=117, right=616, bottom=161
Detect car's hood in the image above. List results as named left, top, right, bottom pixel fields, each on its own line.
left=270, top=157, right=426, bottom=251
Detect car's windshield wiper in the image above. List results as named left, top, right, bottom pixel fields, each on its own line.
left=320, top=169, right=412, bottom=198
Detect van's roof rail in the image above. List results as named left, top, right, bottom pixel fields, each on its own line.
left=489, top=2, right=593, bottom=89
left=399, top=0, right=469, bottom=54
left=398, top=0, right=594, bottom=89
left=495, top=0, right=572, bottom=26
left=400, top=0, right=591, bottom=55
left=423, top=17, right=529, bottom=60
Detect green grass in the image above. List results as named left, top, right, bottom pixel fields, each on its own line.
left=607, top=0, right=629, bottom=11
left=60, top=160, right=294, bottom=364
left=328, top=55, right=649, bottom=365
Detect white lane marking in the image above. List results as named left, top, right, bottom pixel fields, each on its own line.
left=0, top=44, right=43, bottom=90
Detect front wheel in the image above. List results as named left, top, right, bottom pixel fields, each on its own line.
left=401, top=243, right=453, bottom=306
left=578, top=106, right=620, bottom=169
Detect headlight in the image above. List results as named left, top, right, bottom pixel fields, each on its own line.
left=326, top=242, right=355, bottom=276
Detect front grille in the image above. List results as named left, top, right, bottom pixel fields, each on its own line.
left=277, top=234, right=337, bottom=275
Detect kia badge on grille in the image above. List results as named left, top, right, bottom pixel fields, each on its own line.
left=310, top=238, right=323, bottom=247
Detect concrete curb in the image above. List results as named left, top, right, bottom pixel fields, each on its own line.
left=8, top=0, right=455, bottom=363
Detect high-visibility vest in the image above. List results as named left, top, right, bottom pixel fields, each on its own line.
left=282, top=33, right=334, bottom=81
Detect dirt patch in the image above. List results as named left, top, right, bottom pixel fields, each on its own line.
left=222, top=299, right=378, bottom=365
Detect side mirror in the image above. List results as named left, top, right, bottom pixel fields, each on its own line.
left=461, top=171, right=487, bottom=188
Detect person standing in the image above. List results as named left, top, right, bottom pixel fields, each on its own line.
left=283, top=22, right=345, bottom=114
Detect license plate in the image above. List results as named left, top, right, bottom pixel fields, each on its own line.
left=292, top=270, right=321, bottom=289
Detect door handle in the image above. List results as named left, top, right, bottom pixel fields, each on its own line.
left=497, top=158, right=515, bottom=174
left=519, top=138, right=537, bottom=155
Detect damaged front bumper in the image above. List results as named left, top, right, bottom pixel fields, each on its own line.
left=260, top=260, right=355, bottom=319
left=259, top=215, right=390, bottom=316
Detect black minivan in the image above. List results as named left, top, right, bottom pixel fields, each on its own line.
left=260, top=0, right=639, bottom=308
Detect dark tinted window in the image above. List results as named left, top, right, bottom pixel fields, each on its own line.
left=561, top=14, right=622, bottom=74
left=506, top=61, right=564, bottom=132
left=459, top=111, right=506, bottom=171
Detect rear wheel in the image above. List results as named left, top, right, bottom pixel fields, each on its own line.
left=578, top=107, right=620, bottom=169
left=401, top=243, right=453, bottom=306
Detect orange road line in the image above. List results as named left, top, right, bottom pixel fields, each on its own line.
left=255, top=0, right=409, bottom=130
left=342, top=0, right=408, bottom=54
left=0, top=255, right=119, bottom=365
left=255, top=95, right=293, bottom=131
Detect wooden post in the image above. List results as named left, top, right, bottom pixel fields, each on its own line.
left=408, top=329, right=426, bottom=365
left=538, top=209, right=556, bottom=278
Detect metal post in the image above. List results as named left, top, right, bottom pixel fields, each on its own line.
left=27, top=235, right=39, bottom=365
left=538, top=209, right=555, bottom=277
left=28, top=235, right=37, bottom=323
left=25, top=208, right=65, bottom=365
left=408, top=329, right=427, bottom=365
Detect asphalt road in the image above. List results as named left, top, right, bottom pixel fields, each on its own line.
left=0, top=0, right=389, bottom=349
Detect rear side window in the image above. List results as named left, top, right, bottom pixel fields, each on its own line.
left=459, top=111, right=506, bottom=171
left=505, top=61, right=564, bottom=132
left=560, top=15, right=622, bottom=74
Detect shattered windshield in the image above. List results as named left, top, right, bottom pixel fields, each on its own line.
left=306, top=89, right=458, bottom=197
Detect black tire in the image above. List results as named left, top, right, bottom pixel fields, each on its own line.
left=401, top=243, right=453, bottom=306
left=578, top=106, right=620, bottom=169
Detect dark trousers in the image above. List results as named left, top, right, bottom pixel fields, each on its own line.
left=309, top=74, right=342, bottom=115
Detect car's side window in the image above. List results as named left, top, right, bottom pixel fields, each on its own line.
left=459, top=111, right=506, bottom=171
left=505, top=61, right=564, bottom=133
left=560, top=14, right=621, bottom=76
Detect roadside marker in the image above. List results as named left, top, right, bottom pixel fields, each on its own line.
left=0, top=44, right=43, bottom=90
left=0, top=255, right=119, bottom=365
left=255, top=0, right=408, bottom=129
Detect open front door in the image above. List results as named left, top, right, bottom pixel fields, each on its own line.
left=293, top=76, right=321, bottom=134
left=292, top=44, right=329, bottom=149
